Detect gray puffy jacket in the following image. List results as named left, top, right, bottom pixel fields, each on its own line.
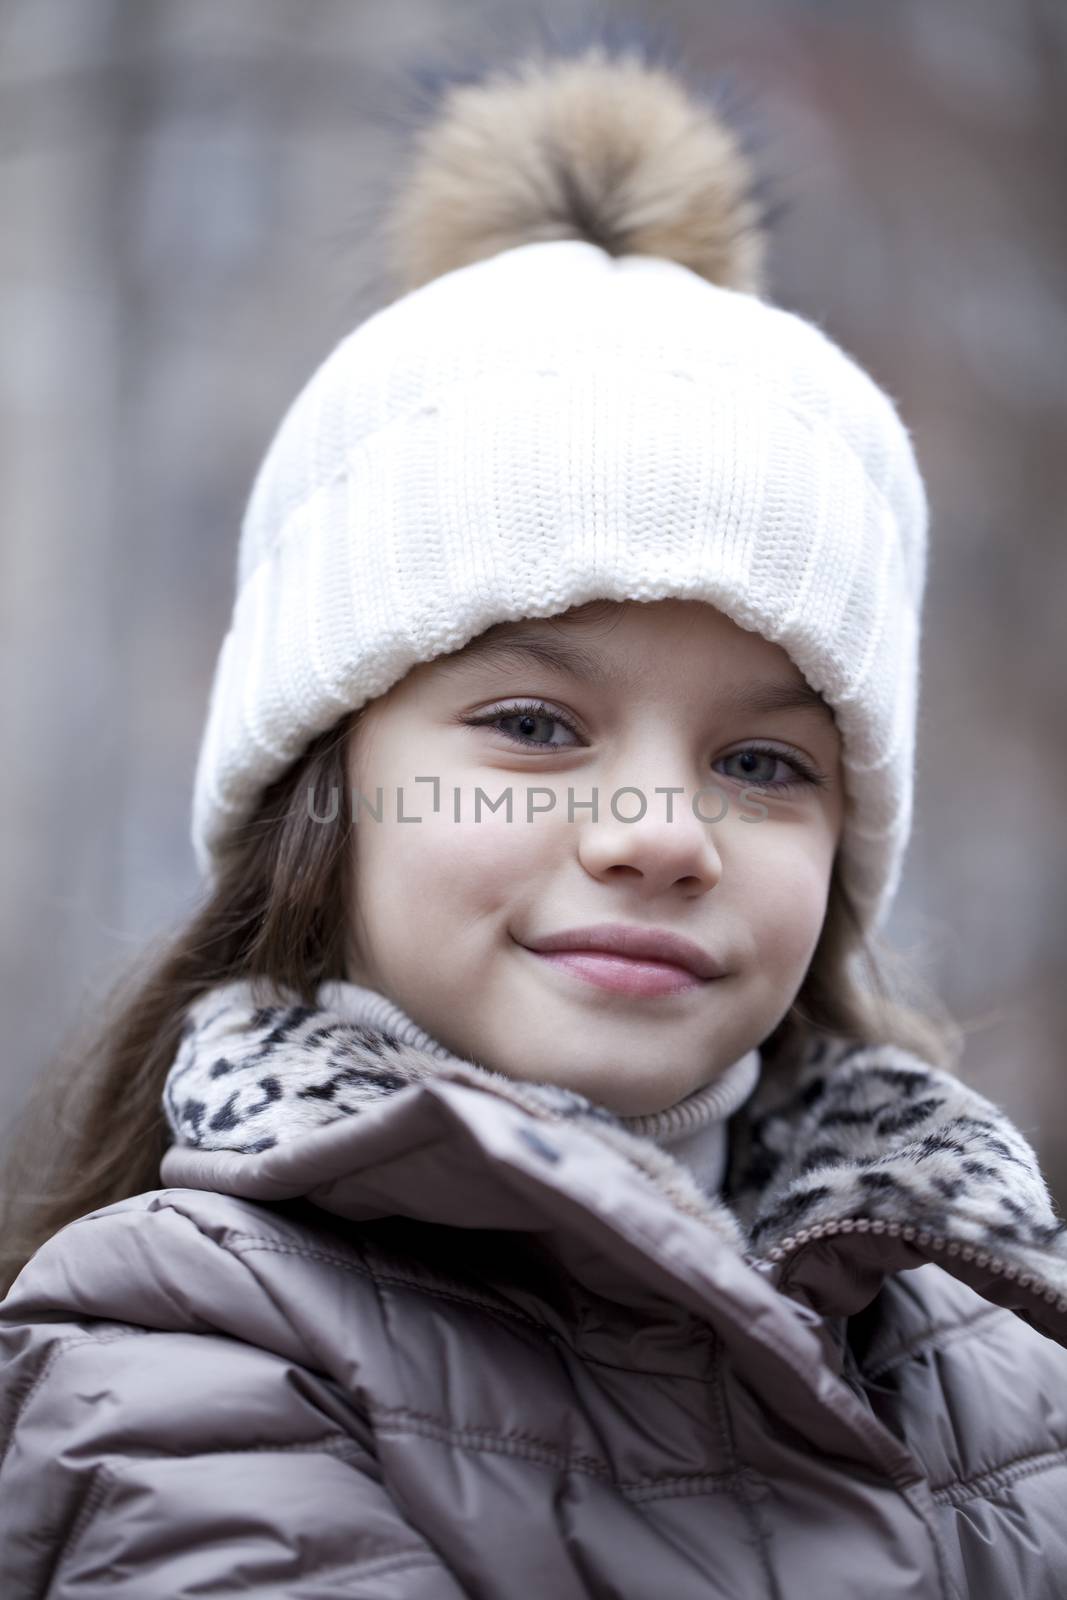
left=2, top=995, right=1067, bottom=1599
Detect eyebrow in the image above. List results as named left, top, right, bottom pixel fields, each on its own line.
left=437, top=628, right=837, bottom=725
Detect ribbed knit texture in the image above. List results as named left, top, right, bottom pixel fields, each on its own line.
left=192, top=239, right=927, bottom=935
left=318, top=977, right=761, bottom=1193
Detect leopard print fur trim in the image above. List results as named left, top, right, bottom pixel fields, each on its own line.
left=726, top=1036, right=1067, bottom=1281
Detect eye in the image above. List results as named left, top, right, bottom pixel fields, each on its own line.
left=716, top=744, right=827, bottom=792
left=463, top=699, right=583, bottom=749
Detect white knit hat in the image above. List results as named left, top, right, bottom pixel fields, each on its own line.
left=191, top=46, right=927, bottom=938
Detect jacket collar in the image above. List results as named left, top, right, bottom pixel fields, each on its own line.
left=160, top=979, right=1067, bottom=1345
left=725, top=1031, right=1067, bottom=1339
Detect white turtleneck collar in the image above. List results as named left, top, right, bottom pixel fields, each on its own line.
left=317, top=979, right=762, bottom=1196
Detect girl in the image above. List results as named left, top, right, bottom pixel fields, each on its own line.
left=2, top=43, right=1066, bottom=1600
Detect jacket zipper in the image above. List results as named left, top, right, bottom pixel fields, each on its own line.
left=750, top=1216, right=1067, bottom=1315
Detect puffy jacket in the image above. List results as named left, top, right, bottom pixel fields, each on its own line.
left=2, top=989, right=1067, bottom=1600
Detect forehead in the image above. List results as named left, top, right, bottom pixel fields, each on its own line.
left=430, top=604, right=837, bottom=727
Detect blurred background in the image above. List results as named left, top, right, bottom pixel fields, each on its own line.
left=2, top=0, right=1065, bottom=1199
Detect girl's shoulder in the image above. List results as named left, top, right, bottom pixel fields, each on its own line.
left=0, top=1183, right=534, bottom=1360
left=0, top=1186, right=470, bottom=1600
left=1, top=1184, right=376, bottom=1336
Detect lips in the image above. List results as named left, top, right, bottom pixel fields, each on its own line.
left=528, top=951, right=708, bottom=998
left=520, top=923, right=726, bottom=981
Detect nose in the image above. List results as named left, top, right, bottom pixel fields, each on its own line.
left=576, top=773, right=725, bottom=898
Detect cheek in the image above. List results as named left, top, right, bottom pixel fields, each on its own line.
left=353, top=803, right=562, bottom=930
left=732, top=821, right=835, bottom=967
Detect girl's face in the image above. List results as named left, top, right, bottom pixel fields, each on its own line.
left=343, top=599, right=844, bottom=1116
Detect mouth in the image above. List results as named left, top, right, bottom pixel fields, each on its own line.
left=526, top=948, right=714, bottom=997
left=517, top=921, right=727, bottom=997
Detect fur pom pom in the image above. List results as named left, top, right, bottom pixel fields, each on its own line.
left=385, top=44, right=766, bottom=295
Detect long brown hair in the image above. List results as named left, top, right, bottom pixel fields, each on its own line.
left=0, top=614, right=962, bottom=1299
left=0, top=710, right=359, bottom=1299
